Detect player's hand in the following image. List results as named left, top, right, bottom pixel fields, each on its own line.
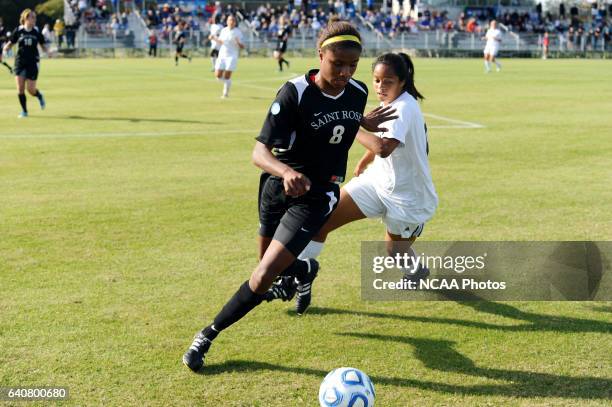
left=354, top=163, right=367, bottom=177
left=360, top=105, right=398, bottom=133
left=282, top=168, right=311, bottom=197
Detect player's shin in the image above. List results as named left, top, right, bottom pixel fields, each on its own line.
left=18, top=94, right=27, bottom=113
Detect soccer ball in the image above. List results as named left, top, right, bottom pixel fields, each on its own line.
left=318, top=367, right=375, bottom=407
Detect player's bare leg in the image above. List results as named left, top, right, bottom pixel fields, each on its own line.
left=385, top=232, right=429, bottom=284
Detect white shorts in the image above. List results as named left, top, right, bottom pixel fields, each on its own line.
left=215, top=55, right=237, bottom=72
left=484, top=44, right=499, bottom=57
left=344, top=176, right=426, bottom=239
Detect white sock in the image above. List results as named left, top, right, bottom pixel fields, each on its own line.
left=298, top=241, right=324, bottom=260
left=223, top=79, right=231, bottom=96
left=484, top=60, right=491, bottom=71
left=495, top=61, right=502, bottom=70
left=211, top=57, right=217, bottom=69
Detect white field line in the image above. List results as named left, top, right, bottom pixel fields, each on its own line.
left=1, top=74, right=484, bottom=138
left=423, top=113, right=485, bottom=129
left=0, top=129, right=255, bottom=139
left=0, top=121, right=479, bottom=139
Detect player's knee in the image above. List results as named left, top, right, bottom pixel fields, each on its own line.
left=250, top=265, right=276, bottom=293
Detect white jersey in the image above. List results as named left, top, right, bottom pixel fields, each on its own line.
left=218, top=26, right=243, bottom=58
left=209, top=23, right=222, bottom=50
left=361, top=91, right=438, bottom=222
left=485, top=28, right=502, bottom=47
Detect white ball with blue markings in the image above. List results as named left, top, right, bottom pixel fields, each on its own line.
left=319, top=367, right=375, bottom=407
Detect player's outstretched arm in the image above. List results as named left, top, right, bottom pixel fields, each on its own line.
left=354, top=150, right=375, bottom=176
left=360, top=105, right=397, bottom=133
left=356, top=130, right=400, bottom=158
left=252, top=141, right=310, bottom=197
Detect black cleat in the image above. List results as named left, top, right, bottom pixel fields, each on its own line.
left=295, top=259, right=319, bottom=315
left=182, top=331, right=211, bottom=372
left=265, top=276, right=297, bottom=302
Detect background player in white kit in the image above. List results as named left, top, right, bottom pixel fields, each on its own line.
left=268, top=52, right=438, bottom=314
left=208, top=15, right=222, bottom=72
left=211, top=15, right=244, bottom=98
left=483, top=20, right=502, bottom=73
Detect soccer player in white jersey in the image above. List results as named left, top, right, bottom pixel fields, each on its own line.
left=211, top=14, right=244, bottom=98
left=267, top=52, right=438, bottom=314
left=483, top=20, right=502, bottom=73
left=208, top=15, right=222, bottom=72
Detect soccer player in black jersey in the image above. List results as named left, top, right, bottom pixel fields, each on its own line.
left=173, top=21, right=191, bottom=66
left=273, top=16, right=291, bottom=72
left=1, top=9, right=49, bottom=118
left=182, top=21, right=397, bottom=372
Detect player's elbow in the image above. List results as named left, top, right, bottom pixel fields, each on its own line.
left=379, top=149, right=392, bottom=158
left=251, top=143, right=267, bottom=169
left=378, top=140, right=397, bottom=158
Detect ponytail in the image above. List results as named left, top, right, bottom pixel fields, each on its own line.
left=397, top=53, right=424, bottom=101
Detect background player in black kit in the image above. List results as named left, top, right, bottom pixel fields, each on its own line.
left=183, top=21, right=397, bottom=372
left=173, top=21, right=191, bottom=66
left=0, top=17, right=11, bottom=73
left=1, top=9, right=49, bottom=118
left=273, top=16, right=291, bottom=72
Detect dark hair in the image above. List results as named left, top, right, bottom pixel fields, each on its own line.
left=372, top=52, right=424, bottom=101
left=317, top=20, right=362, bottom=53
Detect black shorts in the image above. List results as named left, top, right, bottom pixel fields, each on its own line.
left=258, top=173, right=340, bottom=257
left=275, top=42, right=287, bottom=53
left=176, top=45, right=184, bottom=53
left=210, top=48, right=219, bottom=58
left=14, top=62, right=39, bottom=81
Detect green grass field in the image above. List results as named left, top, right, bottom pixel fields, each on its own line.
left=1, top=57, right=611, bottom=406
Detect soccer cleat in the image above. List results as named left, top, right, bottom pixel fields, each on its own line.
left=182, top=331, right=212, bottom=372
left=38, top=93, right=45, bottom=110
left=295, top=259, right=319, bottom=315
left=402, top=264, right=430, bottom=287
left=18, top=111, right=28, bottom=118
left=265, top=276, right=297, bottom=302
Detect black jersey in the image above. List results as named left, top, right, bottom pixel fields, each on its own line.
left=174, top=30, right=186, bottom=44
left=276, top=25, right=290, bottom=44
left=0, top=24, right=8, bottom=45
left=10, top=26, right=46, bottom=65
left=257, top=69, right=368, bottom=185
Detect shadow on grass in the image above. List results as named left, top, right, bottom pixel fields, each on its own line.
left=301, top=301, right=612, bottom=334
left=201, top=352, right=612, bottom=400
left=339, top=333, right=612, bottom=399
left=29, top=115, right=216, bottom=124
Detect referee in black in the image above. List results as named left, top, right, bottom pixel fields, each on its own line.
left=1, top=9, right=48, bottom=118
left=273, top=16, right=291, bottom=72
left=183, top=21, right=397, bottom=372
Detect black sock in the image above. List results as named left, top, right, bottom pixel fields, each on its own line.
left=175, top=56, right=178, bottom=63
left=208, top=281, right=264, bottom=335
left=34, top=90, right=42, bottom=99
left=281, top=259, right=309, bottom=281
left=281, top=58, right=289, bottom=67
left=278, top=59, right=283, bottom=71
left=18, top=94, right=27, bottom=112
left=181, top=54, right=189, bottom=59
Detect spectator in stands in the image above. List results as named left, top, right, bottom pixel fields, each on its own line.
left=54, top=19, right=65, bottom=48
left=149, top=29, right=158, bottom=57
left=42, top=24, right=54, bottom=46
